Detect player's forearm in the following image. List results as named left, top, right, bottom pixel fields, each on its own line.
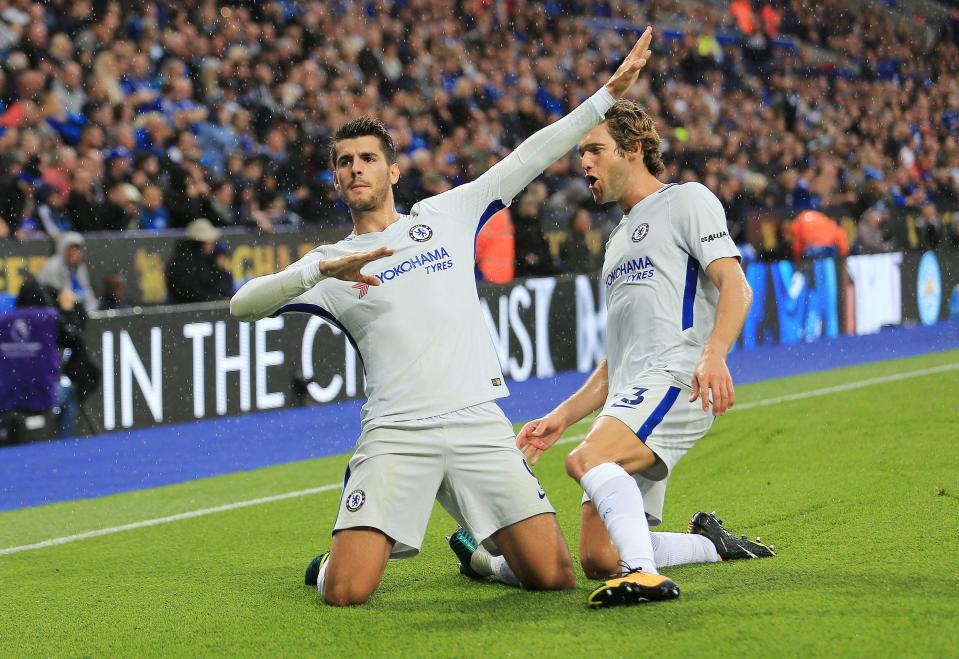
left=554, top=359, right=609, bottom=427
left=491, top=87, right=615, bottom=203
left=230, top=260, right=324, bottom=321
left=704, top=278, right=752, bottom=357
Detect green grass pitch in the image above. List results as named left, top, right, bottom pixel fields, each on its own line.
left=1, top=350, right=957, bottom=657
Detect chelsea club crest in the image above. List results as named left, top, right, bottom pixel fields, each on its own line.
left=409, top=224, right=433, bottom=242
left=345, top=489, right=366, bottom=512
left=631, top=223, right=649, bottom=242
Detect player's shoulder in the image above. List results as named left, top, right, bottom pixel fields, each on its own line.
left=412, top=179, right=493, bottom=216
left=669, top=181, right=721, bottom=207
left=302, top=233, right=357, bottom=260
left=665, top=182, right=725, bottom=224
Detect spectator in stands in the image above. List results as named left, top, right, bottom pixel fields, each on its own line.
left=475, top=206, right=515, bottom=284
left=66, top=167, right=101, bottom=233
left=98, top=273, right=130, bottom=310
left=948, top=214, right=959, bottom=249
left=790, top=209, right=850, bottom=260
left=916, top=203, right=943, bottom=250
left=513, top=189, right=557, bottom=278
left=0, top=0, right=953, bottom=270
left=857, top=206, right=893, bottom=254
left=165, top=218, right=233, bottom=304
left=560, top=208, right=599, bottom=274
left=139, top=184, right=170, bottom=231
left=98, top=182, right=139, bottom=232
left=208, top=180, right=238, bottom=227
left=36, top=231, right=97, bottom=313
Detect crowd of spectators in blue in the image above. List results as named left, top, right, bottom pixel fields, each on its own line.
left=0, top=0, right=956, bottom=254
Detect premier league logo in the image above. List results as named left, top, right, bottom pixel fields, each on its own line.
left=631, top=223, right=649, bottom=242
left=409, top=224, right=433, bottom=242
left=345, top=489, right=366, bottom=512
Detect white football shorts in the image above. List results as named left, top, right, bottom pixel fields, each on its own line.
left=333, top=401, right=554, bottom=558
left=583, top=370, right=714, bottom=525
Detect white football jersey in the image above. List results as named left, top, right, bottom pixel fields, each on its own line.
left=602, top=182, right=741, bottom=397
left=258, top=88, right=617, bottom=429
left=282, top=196, right=509, bottom=428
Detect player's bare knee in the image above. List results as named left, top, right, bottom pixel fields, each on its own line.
left=565, top=446, right=592, bottom=481
left=322, top=580, right=373, bottom=607
left=523, top=562, right=575, bottom=591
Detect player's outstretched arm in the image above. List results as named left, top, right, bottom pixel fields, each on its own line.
left=690, top=258, right=752, bottom=416
left=475, top=27, right=654, bottom=206
left=230, top=246, right=393, bottom=321
left=603, top=26, right=655, bottom=98
left=517, top=359, right=609, bottom=465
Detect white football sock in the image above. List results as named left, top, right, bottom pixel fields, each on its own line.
left=651, top=532, right=719, bottom=568
left=470, top=548, right=522, bottom=588
left=580, top=462, right=657, bottom=575
left=489, top=555, right=522, bottom=588
left=316, top=555, right=331, bottom=593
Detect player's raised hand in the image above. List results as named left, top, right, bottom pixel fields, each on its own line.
left=604, top=26, right=654, bottom=99
left=690, top=351, right=735, bottom=417
left=516, top=412, right=568, bottom=466
left=319, top=246, right=394, bottom=286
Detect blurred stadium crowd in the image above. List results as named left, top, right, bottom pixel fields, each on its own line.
left=0, top=0, right=957, bottom=282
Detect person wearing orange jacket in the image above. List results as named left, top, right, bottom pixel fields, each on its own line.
left=475, top=206, right=515, bottom=283
left=790, top=209, right=849, bottom=260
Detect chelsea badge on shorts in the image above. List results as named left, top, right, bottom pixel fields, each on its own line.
left=631, top=223, right=649, bottom=242
left=345, top=489, right=366, bottom=512
left=409, top=224, right=433, bottom=242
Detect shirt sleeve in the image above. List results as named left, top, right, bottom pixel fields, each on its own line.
left=416, top=87, right=616, bottom=234
left=674, top=183, right=742, bottom=268
left=229, top=245, right=330, bottom=321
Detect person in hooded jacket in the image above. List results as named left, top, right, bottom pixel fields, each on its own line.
left=36, top=231, right=98, bottom=313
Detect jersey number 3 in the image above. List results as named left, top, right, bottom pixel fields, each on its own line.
left=611, top=387, right=648, bottom=409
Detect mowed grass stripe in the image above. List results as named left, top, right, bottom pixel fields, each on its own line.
left=1, top=357, right=955, bottom=558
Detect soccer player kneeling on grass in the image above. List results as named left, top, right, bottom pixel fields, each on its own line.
left=503, top=88, right=776, bottom=609
left=231, top=26, right=660, bottom=607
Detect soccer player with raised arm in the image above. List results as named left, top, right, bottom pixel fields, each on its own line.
left=230, top=29, right=657, bottom=606
left=513, top=95, right=775, bottom=609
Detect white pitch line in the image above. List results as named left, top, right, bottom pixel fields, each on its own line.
left=2, top=361, right=956, bottom=558
left=0, top=484, right=340, bottom=557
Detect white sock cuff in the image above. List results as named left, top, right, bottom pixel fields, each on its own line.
left=580, top=461, right=631, bottom=491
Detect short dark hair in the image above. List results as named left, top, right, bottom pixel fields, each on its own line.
left=603, top=100, right=665, bottom=177
left=329, top=116, right=397, bottom=166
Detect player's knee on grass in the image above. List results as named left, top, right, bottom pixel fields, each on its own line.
left=493, top=514, right=576, bottom=590
left=518, top=552, right=576, bottom=591
left=322, top=574, right=378, bottom=607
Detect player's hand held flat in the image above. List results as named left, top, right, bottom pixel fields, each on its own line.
left=604, top=26, right=654, bottom=98
left=516, top=413, right=567, bottom=466
left=690, top=351, right=735, bottom=417
left=319, top=246, right=394, bottom=286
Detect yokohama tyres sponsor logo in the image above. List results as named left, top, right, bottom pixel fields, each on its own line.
left=374, top=247, right=451, bottom=283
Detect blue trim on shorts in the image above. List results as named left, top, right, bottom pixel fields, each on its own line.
left=682, top=257, right=699, bottom=330
left=636, top=386, right=681, bottom=441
